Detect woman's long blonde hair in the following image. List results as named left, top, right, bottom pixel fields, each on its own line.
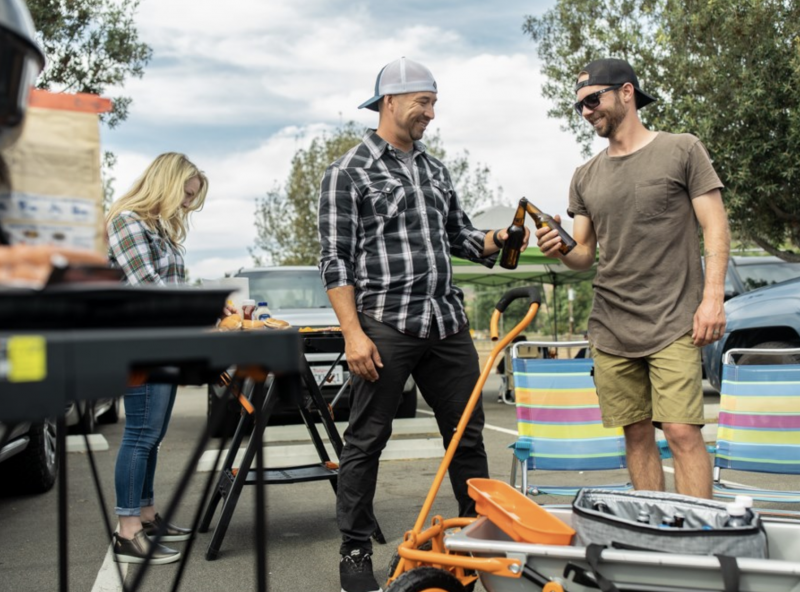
left=106, top=152, right=209, bottom=247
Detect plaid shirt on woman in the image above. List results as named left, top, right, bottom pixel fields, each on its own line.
left=318, top=130, right=496, bottom=339
left=108, top=211, right=185, bottom=285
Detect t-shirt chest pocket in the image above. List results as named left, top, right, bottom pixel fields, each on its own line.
left=634, top=179, right=669, bottom=217
left=365, top=178, right=407, bottom=218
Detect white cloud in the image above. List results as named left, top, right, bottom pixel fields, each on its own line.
left=104, top=0, right=600, bottom=280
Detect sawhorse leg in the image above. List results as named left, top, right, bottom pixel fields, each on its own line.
left=204, top=378, right=278, bottom=560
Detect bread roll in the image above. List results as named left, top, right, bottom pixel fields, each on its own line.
left=242, top=319, right=267, bottom=330
left=218, top=314, right=243, bottom=331
left=264, top=317, right=291, bottom=329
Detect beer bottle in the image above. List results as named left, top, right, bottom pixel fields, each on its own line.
left=499, top=198, right=527, bottom=269
left=524, top=200, right=577, bottom=256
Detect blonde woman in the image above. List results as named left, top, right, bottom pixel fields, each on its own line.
left=107, top=153, right=208, bottom=564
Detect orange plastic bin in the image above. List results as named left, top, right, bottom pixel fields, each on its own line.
left=467, top=478, right=575, bottom=545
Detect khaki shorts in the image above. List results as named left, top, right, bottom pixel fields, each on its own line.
left=591, top=333, right=704, bottom=428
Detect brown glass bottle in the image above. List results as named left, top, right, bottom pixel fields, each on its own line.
left=499, top=198, right=527, bottom=269
left=525, top=200, right=577, bottom=255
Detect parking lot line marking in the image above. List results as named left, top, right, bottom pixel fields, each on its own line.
left=66, top=434, right=109, bottom=452
left=261, top=417, right=439, bottom=443
left=198, top=437, right=444, bottom=472
left=91, top=544, right=126, bottom=592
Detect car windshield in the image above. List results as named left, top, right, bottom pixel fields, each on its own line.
left=236, top=269, right=330, bottom=310
left=736, top=261, right=800, bottom=291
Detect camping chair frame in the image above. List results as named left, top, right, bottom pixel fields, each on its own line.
left=508, top=340, right=633, bottom=497
left=713, top=347, right=800, bottom=505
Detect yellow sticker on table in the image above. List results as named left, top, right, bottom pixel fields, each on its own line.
left=8, top=336, right=47, bottom=382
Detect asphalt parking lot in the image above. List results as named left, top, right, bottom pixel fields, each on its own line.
left=0, top=373, right=797, bottom=591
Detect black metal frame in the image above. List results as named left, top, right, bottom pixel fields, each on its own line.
left=0, top=326, right=303, bottom=592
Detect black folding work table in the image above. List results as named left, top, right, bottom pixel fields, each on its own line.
left=0, top=326, right=304, bottom=592
left=199, top=329, right=390, bottom=560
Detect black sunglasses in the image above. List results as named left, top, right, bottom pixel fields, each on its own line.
left=574, top=84, right=622, bottom=115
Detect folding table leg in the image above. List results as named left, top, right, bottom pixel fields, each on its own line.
left=198, top=392, right=255, bottom=533
left=205, top=379, right=278, bottom=560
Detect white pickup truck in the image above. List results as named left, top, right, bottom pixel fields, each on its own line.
left=207, top=266, right=417, bottom=437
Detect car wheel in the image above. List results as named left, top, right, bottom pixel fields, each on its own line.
left=0, top=418, right=59, bottom=494
left=739, top=341, right=800, bottom=366
left=97, top=397, right=120, bottom=425
left=396, top=384, right=418, bottom=419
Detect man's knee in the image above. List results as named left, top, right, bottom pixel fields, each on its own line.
left=661, top=422, right=704, bottom=453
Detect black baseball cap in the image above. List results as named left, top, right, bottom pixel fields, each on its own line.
left=575, top=58, right=656, bottom=110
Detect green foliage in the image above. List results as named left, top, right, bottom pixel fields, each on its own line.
left=523, top=0, right=800, bottom=262
left=251, top=122, right=503, bottom=266
left=462, top=279, right=593, bottom=339
left=251, top=122, right=365, bottom=266
left=28, top=0, right=152, bottom=129
left=28, top=0, right=152, bottom=209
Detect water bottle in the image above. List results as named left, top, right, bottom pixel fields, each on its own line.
left=735, top=495, right=755, bottom=522
left=256, top=301, right=272, bottom=320
left=724, top=503, right=748, bottom=527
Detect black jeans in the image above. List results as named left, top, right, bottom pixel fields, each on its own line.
left=337, top=314, right=489, bottom=554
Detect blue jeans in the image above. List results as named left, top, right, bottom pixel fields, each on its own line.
left=114, top=383, right=177, bottom=517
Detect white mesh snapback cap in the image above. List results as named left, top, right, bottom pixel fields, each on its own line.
left=358, top=57, right=438, bottom=111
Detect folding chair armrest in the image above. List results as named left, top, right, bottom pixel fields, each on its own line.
left=509, top=440, right=532, bottom=463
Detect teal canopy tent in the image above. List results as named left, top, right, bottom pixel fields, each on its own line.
left=451, top=247, right=597, bottom=339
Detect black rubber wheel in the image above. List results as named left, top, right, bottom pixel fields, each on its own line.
left=396, top=385, right=418, bottom=418
left=388, top=542, right=474, bottom=592
left=388, top=566, right=466, bottom=592
left=0, top=418, right=59, bottom=494
left=738, top=341, right=800, bottom=366
left=97, top=397, right=120, bottom=424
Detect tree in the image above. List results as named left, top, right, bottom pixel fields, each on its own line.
left=251, top=122, right=503, bottom=266
left=523, top=0, right=800, bottom=261
left=28, top=0, right=152, bottom=206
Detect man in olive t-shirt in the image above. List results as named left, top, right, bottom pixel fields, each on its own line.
left=537, top=58, right=730, bottom=498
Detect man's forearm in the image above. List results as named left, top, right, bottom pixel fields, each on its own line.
left=326, top=285, right=364, bottom=339
left=703, top=231, right=729, bottom=300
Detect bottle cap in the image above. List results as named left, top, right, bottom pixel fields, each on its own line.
left=726, top=503, right=746, bottom=516
left=242, top=299, right=255, bottom=305
left=734, top=495, right=753, bottom=509
left=258, top=301, right=267, bottom=306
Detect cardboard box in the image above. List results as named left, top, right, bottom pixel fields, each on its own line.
left=0, top=90, right=112, bottom=255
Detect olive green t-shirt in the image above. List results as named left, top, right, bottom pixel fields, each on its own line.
left=568, top=132, right=723, bottom=357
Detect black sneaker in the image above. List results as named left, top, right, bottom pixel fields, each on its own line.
left=142, top=513, right=192, bottom=542
left=113, top=530, right=181, bottom=565
left=340, top=549, right=382, bottom=592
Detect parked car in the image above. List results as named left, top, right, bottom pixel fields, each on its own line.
left=724, top=255, right=800, bottom=300
left=64, top=398, right=120, bottom=435
left=0, top=396, right=119, bottom=495
left=0, top=419, right=58, bottom=494
left=207, top=266, right=418, bottom=436
left=703, top=276, right=800, bottom=392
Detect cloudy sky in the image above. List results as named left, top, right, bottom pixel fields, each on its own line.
left=103, top=0, right=604, bottom=280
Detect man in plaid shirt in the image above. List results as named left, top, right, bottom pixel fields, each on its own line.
left=318, top=57, right=529, bottom=592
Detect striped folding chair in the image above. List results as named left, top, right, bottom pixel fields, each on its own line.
left=713, top=347, right=800, bottom=503
left=508, top=340, right=633, bottom=497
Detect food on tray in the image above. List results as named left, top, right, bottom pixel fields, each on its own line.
left=298, top=326, right=342, bottom=332
left=218, top=313, right=243, bottom=331
left=216, top=314, right=291, bottom=331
